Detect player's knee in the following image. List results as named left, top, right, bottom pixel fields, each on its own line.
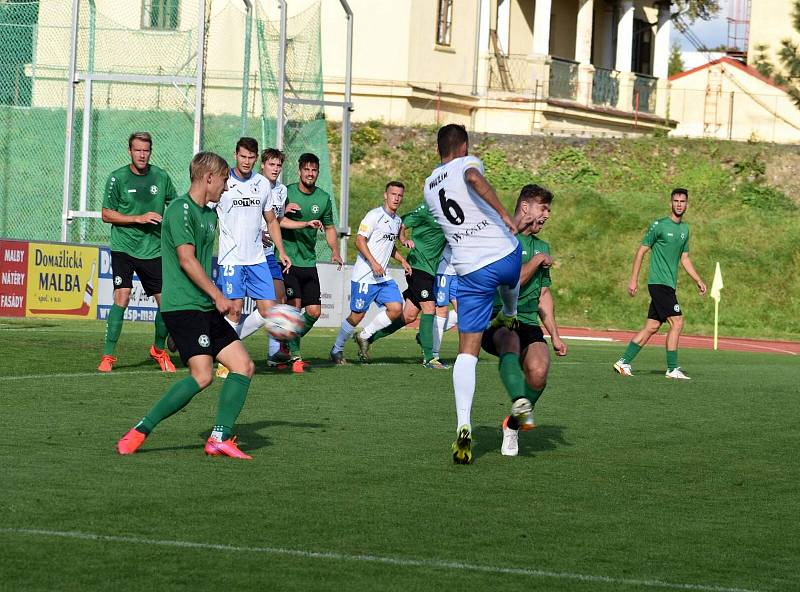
left=385, top=304, right=402, bottom=319
left=242, top=358, right=255, bottom=379
left=670, top=316, right=684, bottom=330
left=194, top=371, right=214, bottom=389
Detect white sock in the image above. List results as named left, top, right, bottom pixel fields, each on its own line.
left=225, top=315, right=240, bottom=336
left=268, top=337, right=281, bottom=357
left=453, top=353, right=478, bottom=432
left=445, top=309, right=458, bottom=331
left=239, top=310, right=268, bottom=340
left=333, top=319, right=357, bottom=353
left=499, top=280, right=520, bottom=317
left=359, top=310, right=393, bottom=340
left=432, top=315, right=447, bottom=358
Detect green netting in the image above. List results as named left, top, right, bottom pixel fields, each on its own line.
left=0, top=0, right=333, bottom=253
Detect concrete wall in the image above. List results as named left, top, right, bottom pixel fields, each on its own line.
left=747, top=0, right=799, bottom=73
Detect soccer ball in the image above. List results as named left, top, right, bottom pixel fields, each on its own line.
left=264, top=304, right=304, bottom=341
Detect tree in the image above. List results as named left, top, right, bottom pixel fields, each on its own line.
left=668, top=43, right=685, bottom=76
left=673, top=0, right=720, bottom=22
left=753, top=0, right=800, bottom=106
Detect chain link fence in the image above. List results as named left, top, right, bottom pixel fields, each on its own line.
left=0, top=0, right=333, bottom=256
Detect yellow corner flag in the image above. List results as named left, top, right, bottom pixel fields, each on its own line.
left=710, top=262, right=724, bottom=303
left=710, top=262, right=723, bottom=350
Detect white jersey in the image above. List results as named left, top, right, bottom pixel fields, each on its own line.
left=262, top=181, right=287, bottom=258
left=350, top=206, right=402, bottom=285
left=215, top=170, right=272, bottom=266
left=436, top=244, right=456, bottom=276
left=423, top=156, right=517, bottom=275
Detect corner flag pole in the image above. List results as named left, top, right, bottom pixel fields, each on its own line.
left=710, top=262, right=724, bottom=350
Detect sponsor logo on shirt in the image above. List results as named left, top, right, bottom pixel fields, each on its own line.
left=311, top=204, right=320, bottom=214
left=231, top=198, right=261, bottom=207
left=450, top=219, right=490, bottom=243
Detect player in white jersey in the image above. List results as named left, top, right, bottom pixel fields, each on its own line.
left=431, top=244, right=459, bottom=365
left=213, top=138, right=291, bottom=377
left=330, top=181, right=411, bottom=364
left=423, top=124, right=531, bottom=465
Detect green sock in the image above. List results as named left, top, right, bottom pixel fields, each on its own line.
left=214, top=372, right=251, bottom=440
left=153, top=310, right=168, bottom=350
left=525, top=383, right=546, bottom=406
left=621, top=341, right=642, bottom=363
left=288, top=312, right=317, bottom=357
left=137, top=376, right=202, bottom=433
left=103, top=304, right=125, bottom=355
left=499, top=352, right=526, bottom=402
left=419, top=313, right=434, bottom=362
left=298, top=311, right=317, bottom=338
left=666, top=350, right=679, bottom=371
left=369, top=317, right=405, bottom=343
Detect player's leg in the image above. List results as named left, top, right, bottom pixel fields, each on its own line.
left=238, top=263, right=276, bottom=340
left=665, top=312, right=689, bottom=378
left=493, top=243, right=523, bottom=327
left=353, top=281, right=403, bottom=362
left=614, top=287, right=665, bottom=376
left=431, top=274, right=455, bottom=366
left=209, top=327, right=255, bottom=458
left=286, top=267, right=321, bottom=366
left=333, top=281, right=371, bottom=363
left=116, top=311, right=214, bottom=454
left=134, top=256, right=174, bottom=371
left=267, top=255, right=289, bottom=362
left=99, top=252, right=134, bottom=371
left=367, top=273, right=424, bottom=345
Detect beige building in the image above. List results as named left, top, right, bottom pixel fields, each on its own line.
left=30, top=0, right=677, bottom=137
left=669, top=57, right=800, bottom=143
left=747, top=0, right=800, bottom=74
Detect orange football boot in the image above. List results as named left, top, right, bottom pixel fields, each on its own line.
left=150, top=345, right=176, bottom=372
left=98, top=355, right=117, bottom=373
left=117, top=428, right=146, bottom=455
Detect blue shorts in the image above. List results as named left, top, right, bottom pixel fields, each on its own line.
left=456, top=244, right=522, bottom=333
left=266, top=253, right=283, bottom=281
left=435, top=274, right=459, bottom=307
left=350, top=280, right=403, bottom=313
left=216, top=262, right=276, bottom=301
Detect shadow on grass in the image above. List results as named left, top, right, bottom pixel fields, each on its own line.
left=253, top=356, right=425, bottom=373
left=471, top=424, right=570, bottom=460
left=138, top=419, right=324, bottom=454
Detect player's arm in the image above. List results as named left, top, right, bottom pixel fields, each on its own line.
left=325, top=224, right=344, bottom=268
left=680, top=252, right=707, bottom=295
left=263, top=210, right=291, bottom=271
left=100, top=175, right=161, bottom=225
left=538, top=287, right=567, bottom=356
left=628, top=245, right=650, bottom=297
left=175, top=243, right=231, bottom=315
left=280, top=218, right=323, bottom=230
left=391, top=245, right=412, bottom=275
left=398, top=224, right=414, bottom=250
left=463, top=168, right=516, bottom=233
left=519, top=253, right=553, bottom=286
left=355, top=234, right=384, bottom=277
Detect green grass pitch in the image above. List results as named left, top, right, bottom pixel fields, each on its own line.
left=1, top=319, right=798, bottom=591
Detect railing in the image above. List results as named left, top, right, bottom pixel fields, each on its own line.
left=548, top=57, right=578, bottom=101
left=633, top=73, right=657, bottom=113
left=591, top=66, right=619, bottom=108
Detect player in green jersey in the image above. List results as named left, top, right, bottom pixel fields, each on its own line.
left=354, top=201, right=447, bottom=367
left=614, top=188, right=706, bottom=380
left=280, top=153, right=343, bottom=372
left=116, top=152, right=256, bottom=459
left=98, top=131, right=178, bottom=373
left=481, top=185, right=567, bottom=457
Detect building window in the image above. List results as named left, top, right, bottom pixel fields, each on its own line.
left=436, top=0, right=453, bottom=46
left=142, top=0, right=180, bottom=31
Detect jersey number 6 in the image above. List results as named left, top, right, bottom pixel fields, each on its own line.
left=439, top=188, right=464, bottom=225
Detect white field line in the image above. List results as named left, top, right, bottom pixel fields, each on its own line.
left=561, top=335, right=615, bottom=342
left=0, top=527, right=759, bottom=592
left=0, top=360, right=609, bottom=383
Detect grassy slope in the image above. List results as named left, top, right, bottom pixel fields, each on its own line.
left=333, top=125, right=800, bottom=340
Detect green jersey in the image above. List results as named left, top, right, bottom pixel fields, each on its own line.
left=492, top=233, right=551, bottom=326
left=401, top=202, right=446, bottom=276
left=282, top=183, right=334, bottom=267
left=160, top=194, right=218, bottom=312
left=102, top=164, right=177, bottom=259
left=641, top=217, right=689, bottom=289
